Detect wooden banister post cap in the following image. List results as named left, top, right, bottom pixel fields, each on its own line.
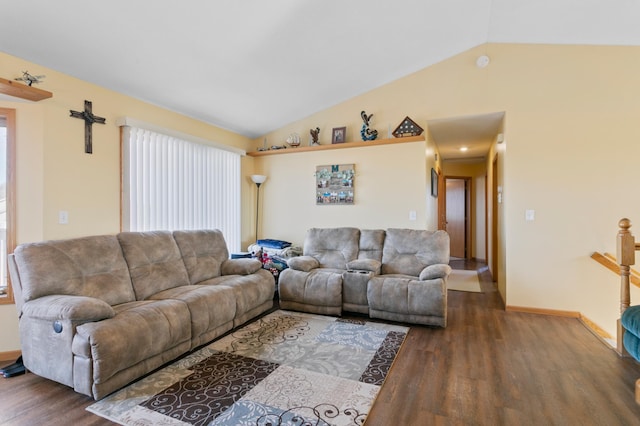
left=619, top=218, right=632, bottom=231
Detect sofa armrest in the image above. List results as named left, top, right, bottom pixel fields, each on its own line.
left=418, top=264, right=452, bottom=281
left=221, top=258, right=262, bottom=275
left=21, top=295, right=115, bottom=322
left=287, top=256, right=320, bottom=272
left=346, top=259, right=381, bottom=274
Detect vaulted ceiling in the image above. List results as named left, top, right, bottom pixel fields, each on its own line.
left=1, top=0, right=639, bottom=144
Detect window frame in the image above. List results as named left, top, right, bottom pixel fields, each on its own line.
left=0, top=108, right=16, bottom=305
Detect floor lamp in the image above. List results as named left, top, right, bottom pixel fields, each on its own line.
left=251, top=174, right=267, bottom=244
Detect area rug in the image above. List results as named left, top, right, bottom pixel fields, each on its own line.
left=447, top=269, right=482, bottom=292
left=87, top=310, right=408, bottom=426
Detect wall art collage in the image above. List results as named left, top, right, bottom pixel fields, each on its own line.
left=315, top=164, right=355, bottom=205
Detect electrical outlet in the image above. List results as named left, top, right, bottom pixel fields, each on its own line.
left=409, top=210, right=417, bottom=221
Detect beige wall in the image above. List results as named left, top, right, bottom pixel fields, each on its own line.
left=254, top=43, right=640, bottom=339
left=490, top=44, right=640, bottom=335
left=486, top=140, right=507, bottom=301
left=253, top=140, right=432, bottom=247
left=0, top=52, right=256, bottom=352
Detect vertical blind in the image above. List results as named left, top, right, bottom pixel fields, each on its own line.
left=122, top=125, right=241, bottom=252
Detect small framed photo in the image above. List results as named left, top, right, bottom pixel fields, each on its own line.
left=332, top=127, right=346, bottom=144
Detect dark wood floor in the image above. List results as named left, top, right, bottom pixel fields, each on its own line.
left=368, top=260, right=640, bottom=425
left=1, top=260, right=640, bottom=425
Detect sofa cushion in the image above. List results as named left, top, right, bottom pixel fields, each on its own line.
left=199, top=270, right=275, bottom=324
left=73, top=299, right=192, bottom=384
left=304, top=227, right=360, bottom=269
left=221, top=258, right=262, bottom=275
left=173, top=230, right=228, bottom=284
left=381, top=229, right=450, bottom=276
left=419, top=264, right=452, bottom=281
left=358, top=229, right=385, bottom=262
left=346, top=259, right=381, bottom=274
left=278, top=269, right=343, bottom=316
left=13, top=235, right=136, bottom=306
left=148, top=284, right=236, bottom=346
left=287, top=256, right=320, bottom=272
left=118, top=231, right=190, bottom=300
left=22, top=295, right=115, bottom=322
left=367, top=276, right=447, bottom=327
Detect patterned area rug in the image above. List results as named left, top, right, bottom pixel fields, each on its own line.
left=87, top=310, right=408, bottom=426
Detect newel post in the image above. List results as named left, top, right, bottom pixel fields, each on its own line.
left=616, top=218, right=635, bottom=355
left=617, top=218, right=635, bottom=314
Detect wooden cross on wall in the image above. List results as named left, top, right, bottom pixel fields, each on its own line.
left=70, top=100, right=106, bottom=154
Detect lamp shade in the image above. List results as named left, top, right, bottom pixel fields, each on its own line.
left=251, top=174, right=267, bottom=184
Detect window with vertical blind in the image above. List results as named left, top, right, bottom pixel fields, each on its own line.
left=121, top=121, right=243, bottom=252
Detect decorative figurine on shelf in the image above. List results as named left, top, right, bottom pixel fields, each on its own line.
left=392, top=116, right=424, bottom=138
left=310, top=127, right=320, bottom=146
left=360, top=110, right=378, bottom=141
left=286, top=132, right=301, bottom=147
left=15, top=70, right=45, bottom=86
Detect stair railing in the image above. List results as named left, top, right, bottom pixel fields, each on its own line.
left=590, top=252, right=640, bottom=287
left=617, top=218, right=640, bottom=354
left=617, top=218, right=640, bottom=404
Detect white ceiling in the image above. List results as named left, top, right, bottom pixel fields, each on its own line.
left=1, top=1, right=639, bottom=151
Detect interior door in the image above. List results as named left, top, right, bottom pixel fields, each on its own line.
left=446, top=178, right=466, bottom=258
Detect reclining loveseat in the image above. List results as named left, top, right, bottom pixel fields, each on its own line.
left=278, top=227, right=450, bottom=327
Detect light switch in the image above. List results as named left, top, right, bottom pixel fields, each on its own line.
left=409, top=210, right=417, bottom=221
left=525, top=209, right=535, bottom=221
left=59, top=210, right=69, bottom=224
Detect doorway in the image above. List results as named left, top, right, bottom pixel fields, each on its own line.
left=445, top=177, right=471, bottom=259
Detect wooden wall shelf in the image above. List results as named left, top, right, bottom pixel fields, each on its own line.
left=247, top=135, right=425, bottom=157
left=0, top=77, right=53, bottom=102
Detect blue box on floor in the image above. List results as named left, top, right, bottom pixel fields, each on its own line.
left=231, top=252, right=252, bottom=259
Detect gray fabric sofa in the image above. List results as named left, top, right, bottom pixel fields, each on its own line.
left=7, top=229, right=275, bottom=400
left=278, top=227, right=450, bottom=327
